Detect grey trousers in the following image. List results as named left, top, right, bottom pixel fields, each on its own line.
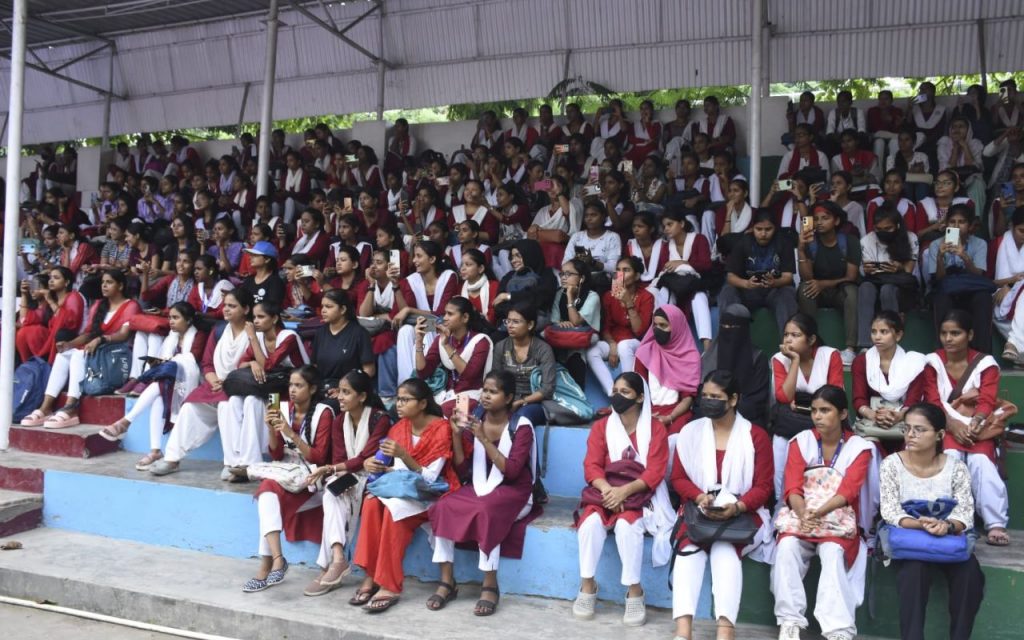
left=856, top=281, right=901, bottom=347
left=797, top=282, right=858, bottom=349
left=717, top=284, right=798, bottom=334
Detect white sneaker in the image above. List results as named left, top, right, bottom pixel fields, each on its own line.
left=622, top=594, right=646, bottom=626
left=778, top=623, right=802, bottom=640
left=840, top=348, right=857, bottom=367
left=824, top=634, right=852, bottom=640
left=220, top=466, right=232, bottom=481
left=572, top=588, right=597, bottom=620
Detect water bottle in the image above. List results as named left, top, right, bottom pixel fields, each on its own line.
left=367, top=440, right=393, bottom=483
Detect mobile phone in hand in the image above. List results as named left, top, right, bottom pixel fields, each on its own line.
left=945, top=226, right=960, bottom=246
left=266, top=392, right=281, bottom=414
left=802, top=215, right=814, bottom=232
left=456, top=394, right=470, bottom=421
left=778, top=179, right=793, bottom=191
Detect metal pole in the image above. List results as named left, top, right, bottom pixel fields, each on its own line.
left=0, top=0, right=27, bottom=451
left=256, top=0, right=279, bottom=198
left=101, top=44, right=114, bottom=150
left=749, top=0, right=763, bottom=205
left=977, top=19, right=988, bottom=93
left=376, top=1, right=385, bottom=120
left=237, top=82, right=251, bottom=135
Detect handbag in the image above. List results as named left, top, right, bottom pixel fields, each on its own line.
left=357, top=316, right=388, bottom=336
left=578, top=459, right=653, bottom=512
left=247, top=461, right=314, bottom=494
left=775, top=465, right=858, bottom=539
left=853, top=398, right=907, bottom=441
left=222, top=367, right=291, bottom=397
left=948, top=353, right=1018, bottom=442
left=136, top=360, right=180, bottom=384
left=542, top=324, right=595, bottom=350
left=676, top=500, right=759, bottom=551
left=657, top=271, right=703, bottom=300
left=866, top=271, right=919, bottom=290
left=933, top=272, right=998, bottom=296
left=875, top=498, right=976, bottom=565
left=81, top=342, right=133, bottom=396
left=530, top=364, right=595, bottom=424
left=366, top=469, right=449, bottom=501
left=771, top=392, right=815, bottom=439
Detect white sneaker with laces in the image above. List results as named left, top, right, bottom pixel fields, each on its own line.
left=778, top=623, right=802, bottom=640
left=622, top=594, right=646, bottom=626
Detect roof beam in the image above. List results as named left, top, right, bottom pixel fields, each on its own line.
left=0, top=53, right=126, bottom=99
left=289, top=1, right=393, bottom=69
left=339, top=1, right=382, bottom=36
left=50, top=41, right=111, bottom=73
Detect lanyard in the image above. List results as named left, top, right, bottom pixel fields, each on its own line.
left=817, top=436, right=844, bottom=469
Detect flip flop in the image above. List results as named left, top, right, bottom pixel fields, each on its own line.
left=364, top=594, right=400, bottom=613
left=348, top=585, right=379, bottom=606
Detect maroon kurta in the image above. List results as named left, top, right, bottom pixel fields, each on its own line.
left=429, top=423, right=540, bottom=558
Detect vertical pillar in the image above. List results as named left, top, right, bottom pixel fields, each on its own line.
left=0, top=0, right=27, bottom=450
left=977, top=19, right=988, bottom=93
left=101, top=45, right=114, bottom=150
left=749, top=0, right=763, bottom=206
left=376, top=1, right=386, bottom=120
left=256, top=0, right=279, bottom=198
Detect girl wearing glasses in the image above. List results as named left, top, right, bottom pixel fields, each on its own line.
left=491, top=303, right=556, bottom=428
left=551, top=258, right=601, bottom=389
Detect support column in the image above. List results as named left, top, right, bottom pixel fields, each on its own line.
left=376, top=1, right=386, bottom=120
left=749, top=0, right=763, bottom=206
left=256, top=0, right=280, bottom=198
left=977, top=19, right=988, bottom=93
left=101, top=44, right=114, bottom=150
left=0, top=0, right=27, bottom=451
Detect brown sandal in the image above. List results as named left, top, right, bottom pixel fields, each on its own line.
left=364, top=593, right=400, bottom=613
left=425, top=581, right=458, bottom=611
left=348, top=585, right=379, bottom=606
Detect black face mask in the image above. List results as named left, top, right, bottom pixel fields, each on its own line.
left=609, top=393, right=638, bottom=415
left=653, top=327, right=671, bottom=345
left=700, top=397, right=729, bottom=419
left=875, top=230, right=897, bottom=244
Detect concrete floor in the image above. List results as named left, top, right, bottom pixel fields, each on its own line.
left=0, top=602, right=192, bottom=640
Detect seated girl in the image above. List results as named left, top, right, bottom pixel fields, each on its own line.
left=493, top=240, right=559, bottom=329
left=242, top=366, right=335, bottom=592
left=358, top=249, right=401, bottom=401
left=460, top=248, right=499, bottom=325
left=328, top=214, right=372, bottom=274
left=491, top=303, right=557, bottom=428
left=829, top=170, right=867, bottom=236
left=414, top=297, right=494, bottom=416
left=283, top=208, right=330, bottom=268
left=15, top=266, right=86, bottom=364
left=770, top=312, right=843, bottom=497
left=322, top=245, right=369, bottom=303
left=281, top=255, right=323, bottom=320
left=886, top=130, right=931, bottom=203
left=54, top=223, right=97, bottom=288
left=994, top=208, right=1024, bottom=365
left=373, top=223, right=407, bottom=274
left=562, top=201, right=622, bottom=293
left=857, top=203, right=920, bottom=347
left=702, top=178, right=752, bottom=263
left=654, top=209, right=714, bottom=348
left=586, top=256, right=654, bottom=396
left=447, top=219, right=492, bottom=269
left=355, top=188, right=392, bottom=240
left=549, top=258, right=601, bottom=390
left=572, top=372, right=674, bottom=628
left=449, top=179, right=498, bottom=244
left=99, top=302, right=206, bottom=471
left=20, top=270, right=140, bottom=429
left=922, top=310, right=1010, bottom=546
left=428, top=370, right=542, bottom=616
left=311, top=290, right=375, bottom=392
left=851, top=311, right=927, bottom=444
left=528, top=176, right=582, bottom=269
left=910, top=169, right=973, bottom=241
left=351, top=378, right=459, bottom=613
left=829, top=130, right=881, bottom=202
left=302, top=371, right=391, bottom=597
left=671, top=370, right=775, bottom=640
left=633, top=305, right=701, bottom=435
left=626, top=155, right=668, bottom=215
left=937, top=116, right=987, bottom=218
left=159, top=215, right=200, bottom=277
left=866, top=169, right=916, bottom=232
left=207, top=217, right=244, bottom=277
left=188, top=255, right=235, bottom=322
left=625, top=211, right=668, bottom=286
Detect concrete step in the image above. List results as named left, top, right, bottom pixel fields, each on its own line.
left=0, top=489, right=42, bottom=537
left=0, top=528, right=881, bottom=640
left=8, top=423, right=121, bottom=458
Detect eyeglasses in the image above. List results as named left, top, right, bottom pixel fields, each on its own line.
left=901, top=425, right=934, bottom=436
left=936, top=180, right=955, bottom=187
left=504, top=318, right=524, bottom=326
left=395, top=396, right=419, bottom=405
left=560, top=271, right=580, bottom=279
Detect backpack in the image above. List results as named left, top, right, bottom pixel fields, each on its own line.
left=13, top=357, right=50, bottom=422
left=807, top=232, right=848, bottom=261
left=471, top=405, right=549, bottom=505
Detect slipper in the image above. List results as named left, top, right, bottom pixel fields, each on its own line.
left=100, top=420, right=131, bottom=442
left=364, top=594, right=400, bottom=614
left=348, top=585, right=379, bottom=606
left=43, top=410, right=79, bottom=430
left=425, top=581, right=458, bottom=611
left=19, top=409, right=49, bottom=427
left=474, top=586, right=500, bottom=617
left=135, top=451, right=163, bottom=471
left=318, top=560, right=351, bottom=587
left=987, top=528, right=1010, bottom=546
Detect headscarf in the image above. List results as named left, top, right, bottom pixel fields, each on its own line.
left=513, top=238, right=544, bottom=275
left=713, top=304, right=757, bottom=394
left=634, top=304, right=700, bottom=394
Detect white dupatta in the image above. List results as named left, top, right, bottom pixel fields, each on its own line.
left=436, top=331, right=494, bottom=404
left=406, top=270, right=456, bottom=313
left=675, top=414, right=774, bottom=561
left=925, top=352, right=999, bottom=424
left=604, top=380, right=675, bottom=567
left=291, top=230, right=322, bottom=256
left=628, top=238, right=666, bottom=282
left=197, top=280, right=234, bottom=314
left=771, top=346, right=838, bottom=395
left=462, top=276, right=491, bottom=318
left=213, top=324, right=249, bottom=380
left=865, top=346, right=926, bottom=403
left=156, top=326, right=202, bottom=423
left=473, top=415, right=536, bottom=509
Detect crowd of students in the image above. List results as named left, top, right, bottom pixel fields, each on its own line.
left=10, top=80, right=1022, bottom=640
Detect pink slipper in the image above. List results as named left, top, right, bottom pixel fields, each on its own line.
left=99, top=420, right=131, bottom=442
left=19, top=409, right=49, bottom=427
left=43, top=410, right=80, bottom=430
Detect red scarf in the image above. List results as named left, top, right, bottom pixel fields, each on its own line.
left=390, top=417, right=461, bottom=494
left=786, top=145, right=822, bottom=176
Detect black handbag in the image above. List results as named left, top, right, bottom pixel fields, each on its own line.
left=222, top=367, right=291, bottom=397
left=676, top=501, right=759, bottom=552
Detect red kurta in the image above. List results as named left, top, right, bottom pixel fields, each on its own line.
left=850, top=352, right=926, bottom=415
left=771, top=348, right=844, bottom=404
left=921, top=349, right=1000, bottom=460
left=600, top=288, right=654, bottom=342
left=16, top=291, right=86, bottom=362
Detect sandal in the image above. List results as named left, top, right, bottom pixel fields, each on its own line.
left=100, top=420, right=131, bottom=442
left=43, top=409, right=80, bottom=430
left=425, top=581, right=458, bottom=611
left=135, top=451, right=163, bottom=471
left=19, top=409, right=49, bottom=427
left=987, top=528, right=1011, bottom=546
left=348, top=585, right=379, bottom=606
left=474, top=586, right=500, bottom=617
left=364, top=593, right=401, bottom=614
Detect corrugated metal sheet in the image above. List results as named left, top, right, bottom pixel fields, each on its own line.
left=1, top=0, right=1023, bottom=143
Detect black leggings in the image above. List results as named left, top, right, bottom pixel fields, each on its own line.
left=895, top=557, right=985, bottom=640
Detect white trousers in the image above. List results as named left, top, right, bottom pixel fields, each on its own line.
left=316, top=490, right=355, bottom=569
left=586, top=339, right=640, bottom=396
left=223, top=395, right=270, bottom=467
left=773, top=434, right=791, bottom=501
left=46, top=348, right=86, bottom=399
left=163, top=401, right=230, bottom=463
left=691, top=291, right=712, bottom=341
left=998, top=292, right=1024, bottom=351
left=772, top=536, right=865, bottom=638
left=396, top=324, right=435, bottom=384
left=947, top=449, right=1009, bottom=530
left=273, top=197, right=305, bottom=225
left=672, top=541, right=743, bottom=624
left=432, top=537, right=501, bottom=572
left=257, top=492, right=283, bottom=557
left=577, top=512, right=645, bottom=587
left=130, top=332, right=165, bottom=378
left=122, top=382, right=166, bottom=450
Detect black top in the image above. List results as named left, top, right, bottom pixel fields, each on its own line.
left=240, top=272, right=286, bottom=307
left=727, top=233, right=796, bottom=278
left=312, top=320, right=374, bottom=386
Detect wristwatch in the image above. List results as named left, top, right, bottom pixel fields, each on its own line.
left=946, top=520, right=955, bottom=535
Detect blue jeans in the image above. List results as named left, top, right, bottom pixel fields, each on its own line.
left=377, top=346, right=398, bottom=397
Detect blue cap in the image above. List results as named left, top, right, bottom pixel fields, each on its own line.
left=244, top=240, right=279, bottom=259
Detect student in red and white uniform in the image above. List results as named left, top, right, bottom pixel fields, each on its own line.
left=586, top=256, right=654, bottom=396
left=572, top=373, right=674, bottom=627
left=778, top=124, right=829, bottom=180
left=458, top=248, right=499, bottom=325
left=824, top=90, right=866, bottom=155
left=328, top=214, right=373, bottom=275
left=282, top=208, right=330, bottom=268
left=470, top=111, right=503, bottom=150
left=447, top=219, right=492, bottom=270
left=654, top=209, right=713, bottom=346
left=275, top=151, right=310, bottom=225
left=691, top=95, right=736, bottom=153
left=561, top=103, right=594, bottom=145
left=908, top=169, right=973, bottom=239
left=866, top=169, right=917, bottom=231
left=994, top=208, right=1024, bottom=364
left=385, top=118, right=417, bottom=175
left=867, top=90, right=904, bottom=167
left=663, top=99, right=693, bottom=148
left=503, top=107, right=539, bottom=154
left=770, top=313, right=844, bottom=497
left=937, top=116, right=987, bottom=216
left=535, top=103, right=563, bottom=149
left=772, top=385, right=877, bottom=640
left=761, top=173, right=819, bottom=234
left=624, top=100, right=662, bottom=164
left=991, top=79, right=1022, bottom=134
left=349, top=146, right=383, bottom=194
left=448, top=179, right=498, bottom=244
left=667, top=152, right=711, bottom=229
left=592, top=99, right=629, bottom=155
left=703, top=178, right=752, bottom=261
left=831, top=130, right=880, bottom=200
left=921, top=310, right=1010, bottom=546
left=829, top=171, right=867, bottom=237
left=501, top=137, right=528, bottom=186
left=908, top=82, right=947, bottom=151
left=625, top=211, right=668, bottom=286
left=784, top=91, right=826, bottom=148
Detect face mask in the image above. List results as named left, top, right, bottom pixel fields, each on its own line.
left=609, top=393, right=638, bottom=415
left=653, top=327, right=671, bottom=345
left=700, top=397, right=729, bottom=419
left=875, top=230, right=897, bottom=244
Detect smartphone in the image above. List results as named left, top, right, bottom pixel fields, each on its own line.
left=345, top=154, right=358, bottom=164
left=574, top=246, right=593, bottom=261
left=588, top=165, right=600, bottom=182
left=1000, top=86, right=1010, bottom=103
left=266, top=392, right=281, bottom=414
left=1001, top=182, right=1015, bottom=200
left=456, top=394, right=470, bottom=421
left=945, top=226, right=960, bottom=246
left=533, top=179, right=552, bottom=192
left=343, top=196, right=352, bottom=210
left=296, top=265, right=315, bottom=279
left=612, top=270, right=625, bottom=296
left=618, top=159, right=633, bottom=174
left=325, top=472, right=359, bottom=496
left=583, top=184, right=601, bottom=197
left=434, top=176, right=450, bottom=187
left=196, top=228, right=209, bottom=243
left=423, top=315, right=439, bottom=333
left=802, top=215, right=814, bottom=231
left=554, top=144, right=569, bottom=154
left=389, top=249, right=401, bottom=269
left=913, top=93, right=928, bottom=104
left=777, top=179, right=793, bottom=191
